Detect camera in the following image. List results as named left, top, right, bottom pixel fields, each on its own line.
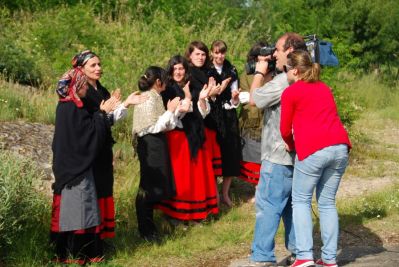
left=245, top=45, right=276, bottom=75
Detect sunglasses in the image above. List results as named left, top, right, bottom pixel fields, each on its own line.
left=283, top=65, right=293, bottom=73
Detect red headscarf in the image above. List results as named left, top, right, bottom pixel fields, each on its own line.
left=56, top=68, right=87, bottom=108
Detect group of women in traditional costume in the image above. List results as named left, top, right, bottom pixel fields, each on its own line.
left=50, top=40, right=264, bottom=262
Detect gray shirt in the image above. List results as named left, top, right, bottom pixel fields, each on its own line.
left=253, top=72, right=295, bottom=166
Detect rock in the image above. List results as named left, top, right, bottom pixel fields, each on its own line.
left=0, top=121, right=54, bottom=196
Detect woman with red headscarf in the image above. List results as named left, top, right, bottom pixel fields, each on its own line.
left=51, top=68, right=118, bottom=264
left=69, top=50, right=146, bottom=242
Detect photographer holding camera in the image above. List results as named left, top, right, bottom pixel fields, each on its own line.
left=243, top=33, right=307, bottom=267
left=238, top=41, right=274, bottom=187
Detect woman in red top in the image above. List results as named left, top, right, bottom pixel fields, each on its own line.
left=280, top=50, right=351, bottom=267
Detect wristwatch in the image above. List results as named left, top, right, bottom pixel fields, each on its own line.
left=254, top=71, right=265, bottom=77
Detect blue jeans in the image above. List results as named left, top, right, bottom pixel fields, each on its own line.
left=251, top=160, right=296, bottom=262
left=292, top=144, right=349, bottom=263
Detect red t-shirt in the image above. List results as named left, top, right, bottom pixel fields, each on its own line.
left=280, top=80, right=351, bottom=160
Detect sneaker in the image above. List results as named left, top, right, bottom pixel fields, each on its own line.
left=290, top=259, right=315, bottom=267
left=285, top=254, right=296, bottom=266
left=315, top=259, right=338, bottom=267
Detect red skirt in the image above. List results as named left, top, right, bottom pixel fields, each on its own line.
left=156, top=130, right=218, bottom=220
left=239, top=161, right=261, bottom=185
left=204, top=128, right=222, bottom=176
left=97, top=196, right=115, bottom=239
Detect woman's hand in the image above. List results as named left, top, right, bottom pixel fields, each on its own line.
left=111, top=88, right=122, bottom=102
left=167, top=97, right=181, bottom=112
left=100, top=97, right=119, bottom=113
left=219, top=77, right=232, bottom=95
left=207, top=77, right=218, bottom=97
left=199, top=84, right=210, bottom=100
left=177, top=99, right=191, bottom=113
left=231, top=88, right=240, bottom=105
left=182, top=81, right=192, bottom=100
left=123, top=91, right=149, bottom=108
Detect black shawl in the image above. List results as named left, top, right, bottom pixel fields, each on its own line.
left=161, top=81, right=205, bottom=159
left=52, top=102, right=107, bottom=194
left=81, top=81, right=115, bottom=197
left=207, top=59, right=239, bottom=139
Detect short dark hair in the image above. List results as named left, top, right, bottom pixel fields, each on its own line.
left=247, top=41, right=268, bottom=63
left=281, top=32, right=307, bottom=52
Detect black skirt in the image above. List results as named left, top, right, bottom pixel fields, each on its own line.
left=218, top=108, right=242, bottom=177
left=137, top=133, right=176, bottom=202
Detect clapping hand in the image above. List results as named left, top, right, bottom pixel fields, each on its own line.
left=182, top=81, right=192, bottom=100
left=177, top=99, right=191, bottom=113
left=100, top=97, right=119, bottom=113
left=208, top=77, right=221, bottom=97
left=167, top=97, right=181, bottom=112
left=219, top=77, right=232, bottom=95
left=111, top=88, right=122, bottom=102
left=231, top=88, right=240, bottom=104
left=123, top=91, right=149, bottom=108
left=199, top=84, right=210, bottom=100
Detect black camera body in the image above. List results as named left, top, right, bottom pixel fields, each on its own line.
left=245, top=45, right=276, bottom=75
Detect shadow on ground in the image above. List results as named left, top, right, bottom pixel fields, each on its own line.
left=314, top=214, right=386, bottom=266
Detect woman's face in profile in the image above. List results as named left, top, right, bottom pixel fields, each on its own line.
left=189, top=47, right=206, bottom=67
left=173, top=63, right=186, bottom=83
left=82, top=57, right=102, bottom=82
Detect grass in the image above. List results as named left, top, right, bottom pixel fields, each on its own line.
left=0, top=78, right=56, bottom=124
left=0, top=152, right=50, bottom=264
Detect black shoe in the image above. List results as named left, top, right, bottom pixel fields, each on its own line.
left=285, top=254, right=296, bottom=266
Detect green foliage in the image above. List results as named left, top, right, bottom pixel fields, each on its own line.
left=339, top=184, right=399, bottom=221
left=0, top=9, right=42, bottom=85
left=249, top=0, right=399, bottom=73
left=0, top=79, right=56, bottom=123
left=0, top=151, right=50, bottom=260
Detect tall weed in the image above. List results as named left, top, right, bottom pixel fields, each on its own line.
left=347, top=74, right=399, bottom=121
left=0, top=79, right=56, bottom=123
left=0, top=151, right=50, bottom=262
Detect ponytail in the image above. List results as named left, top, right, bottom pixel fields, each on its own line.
left=138, top=66, right=166, bottom=91
left=287, top=50, right=321, bottom=83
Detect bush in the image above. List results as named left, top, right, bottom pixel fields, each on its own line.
left=0, top=10, right=42, bottom=86
left=0, top=151, right=50, bottom=260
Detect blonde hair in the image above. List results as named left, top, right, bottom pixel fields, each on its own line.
left=287, top=50, right=321, bottom=82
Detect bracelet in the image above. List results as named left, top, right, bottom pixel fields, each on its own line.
left=254, top=71, right=265, bottom=77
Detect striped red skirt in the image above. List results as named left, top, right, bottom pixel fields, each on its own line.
left=97, top=196, right=115, bottom=239
left=156, top=130, right=218, bottom=220
left=239, top=161, right=261, bottom=185
left=204, top=128, right=222, bottom=176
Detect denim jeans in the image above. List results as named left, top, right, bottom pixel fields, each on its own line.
left=292, top=144, right=349, bottom=264
left=251, top=160, right=296, bottom=262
